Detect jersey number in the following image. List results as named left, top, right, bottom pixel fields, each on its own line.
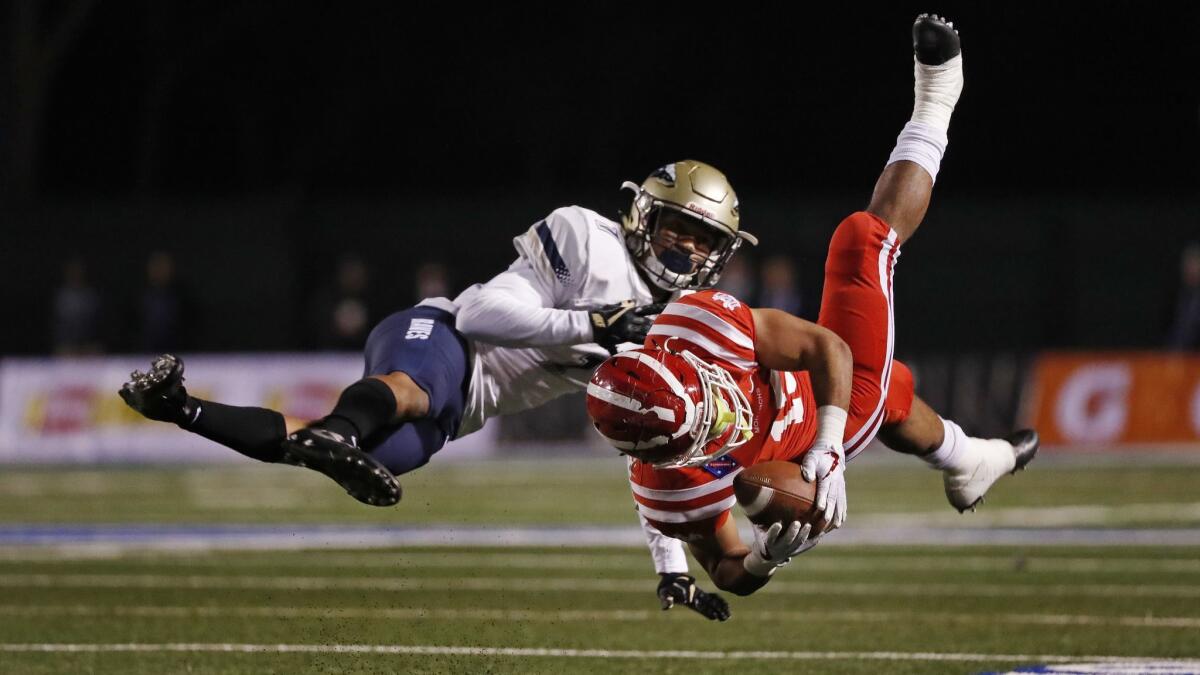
left=769, top=371, right=806, bottom=441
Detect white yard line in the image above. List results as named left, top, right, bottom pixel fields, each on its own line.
left=4, top=524, right=1200, bottom=550
left=862, top=503, right=1200, bottom=528
left=1, top=573, right=1199, bottom=598
left=3, top=550, right=1199, bottom=574
left=1, top=642, right=1198, bottom=665
left=1, top=604, right=1198, bottom=629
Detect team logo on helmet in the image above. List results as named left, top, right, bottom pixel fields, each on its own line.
left=649, top=163, right=677, bottom=185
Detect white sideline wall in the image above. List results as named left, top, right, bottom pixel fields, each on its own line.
left=0, top=355, right=496, bottom=463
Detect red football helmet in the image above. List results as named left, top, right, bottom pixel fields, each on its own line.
left=586, top=344, right=753, bottom=469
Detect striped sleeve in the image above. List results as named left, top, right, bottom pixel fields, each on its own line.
left=511, top=207, right=588, bottom=300
left=645, top=290, right=757, bottom=371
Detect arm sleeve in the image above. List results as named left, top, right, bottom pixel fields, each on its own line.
left=454, top=209, right=595, bottom=347
left=454, top=260, right=592, bottom=347
left=638, top=510, right=690, bottom=575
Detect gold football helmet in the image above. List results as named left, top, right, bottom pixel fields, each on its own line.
left=621, top=160, right=757, bottom=291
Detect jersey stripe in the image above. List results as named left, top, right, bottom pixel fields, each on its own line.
left=635, top=496, right=736, bottom=523
left=633, top=486, right=734, bottom=514
left=534, top=220, right=572, bottom=284
left=647, top=323, right=756, bottom=371
left=658, top=304, right=754, bottom=350
left=844, top=229, right=900, bottom=460
left=628, top=468, right=742, bottom=501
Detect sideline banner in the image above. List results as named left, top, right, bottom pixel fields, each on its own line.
left=0, top=355, right=495, bottom=463
left=1027, top=352, right=1200, bottom=447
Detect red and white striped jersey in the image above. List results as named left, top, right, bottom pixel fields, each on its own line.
left=628, top=290, right=818, bottom=540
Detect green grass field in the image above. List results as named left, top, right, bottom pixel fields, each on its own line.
left=1, top=454, right=1199, bottom=674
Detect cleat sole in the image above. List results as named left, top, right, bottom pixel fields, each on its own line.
left=280, top=435, right=401, bottom=507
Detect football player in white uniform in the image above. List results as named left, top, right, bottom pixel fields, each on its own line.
left=119, top=159, right=749, bottom=621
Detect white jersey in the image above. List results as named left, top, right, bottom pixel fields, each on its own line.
left=421, top=205, right=664, bottom=437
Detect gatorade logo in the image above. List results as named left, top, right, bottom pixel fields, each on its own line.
left=405, top=318, right=435, bottom=340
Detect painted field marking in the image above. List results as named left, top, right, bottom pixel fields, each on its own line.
left=4, top=524, right=1200, bottom=549
left=2, top=573, right=1200, bottom=598
left=1, top=604, right=1198, bottom=629
left=1, top=643, right=1199, bottom=665
left=3, top=550, right=1199, bottom=575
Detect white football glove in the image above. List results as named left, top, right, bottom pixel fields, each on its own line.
left=800, top=441, right=847, bottom=530
left=742, top=520, right=819, bottom=578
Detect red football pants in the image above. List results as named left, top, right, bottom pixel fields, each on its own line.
left=817, top=211, right=913, bottom=460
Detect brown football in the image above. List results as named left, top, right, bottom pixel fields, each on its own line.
left=733, top=461, right=822, bottom=528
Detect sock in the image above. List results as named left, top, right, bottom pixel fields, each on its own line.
left=318, top=378, right=399, bottom=445
left=925, top=417, right=1017, bottom=475
left=923, top=417, right=971, bottom=472
left=887, top=121, right=948, bottom=183
left=183, top=398, right=287, bottom=463
left=886, top=54, right=962, bottom=183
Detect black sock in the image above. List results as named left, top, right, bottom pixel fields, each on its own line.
left=318, top=378, right=398, bottom=444
left=183, top=398, right=287, bottom=463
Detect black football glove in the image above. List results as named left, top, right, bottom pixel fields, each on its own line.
left=591, top=301, right=667, bottom=354
left=656, top=573, right=731, bottom=622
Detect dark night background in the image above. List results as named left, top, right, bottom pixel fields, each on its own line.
left=1, top=2, right=1197, bottom=355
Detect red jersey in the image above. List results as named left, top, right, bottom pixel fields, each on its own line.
left=627, top=289, right=818, bottom=539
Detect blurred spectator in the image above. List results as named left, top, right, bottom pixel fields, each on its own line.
left=51, top=258, right=103, bottom=355
left=715, top=254, right=755, bottom=302
left=758, top=254, right=803, bottom=316
left=309, top=254, right=372, bottom=350
left=139, top=251, right=193, bottom=352
left=415, top=261, right=451, bottom=301
left=1166, top=243, right=1200, bottom=350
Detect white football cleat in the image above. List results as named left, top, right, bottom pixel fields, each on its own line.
left=944, top=430, right=1039, bottom=513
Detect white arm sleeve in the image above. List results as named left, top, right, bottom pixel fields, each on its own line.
left=638, top=511, right=689, bottom=575
left=454, top=259, right=592, bottom=347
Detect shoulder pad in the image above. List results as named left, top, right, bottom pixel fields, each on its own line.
left=512, top=206, right=593, bottom=287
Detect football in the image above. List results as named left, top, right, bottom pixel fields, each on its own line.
left=733, top=461, right=823, bottom=528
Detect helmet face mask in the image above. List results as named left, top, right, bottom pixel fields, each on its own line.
left=621, top=160, right=757, bottom=292
left=587, top=344, right=754, bottom=469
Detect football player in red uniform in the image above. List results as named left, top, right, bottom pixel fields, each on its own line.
left=587, top=14, right=1037, bottom=596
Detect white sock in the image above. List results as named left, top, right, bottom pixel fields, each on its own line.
left=925, top=417, right=1016, bottom=475
left=912, top=54, right=963, bottom=132
left=887, top=121, right=948, bottom=182
left=886, top=53, right=963, bottom=183
left=924, top=417, right=970, bottom=472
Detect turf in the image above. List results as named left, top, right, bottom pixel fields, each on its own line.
left=1, top=455, right=1198, bottom=673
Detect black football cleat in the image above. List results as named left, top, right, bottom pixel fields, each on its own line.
left=280, top=427, right=402, bottom=507
left=913, top=13, right=961, bottom=66
left=118, top=354, right=198, bottom=426
left=1008, top=429, right=1040, bottom=474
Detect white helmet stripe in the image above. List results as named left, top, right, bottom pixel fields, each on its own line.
left=611, top=351, right=697, bottom=440
left=606, top=436, right=671, bottom=451
left=585, top=382, right=676, bottom=423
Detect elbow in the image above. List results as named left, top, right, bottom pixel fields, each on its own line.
left=813, top=325, right=852, bottom=370
left=454, top=307, right=481, bottom=338
left=826, top=331, right=852, bottom=369
left=719, top=579, right=760, bottom=597
left=454, top=304, right=494, bottom=341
